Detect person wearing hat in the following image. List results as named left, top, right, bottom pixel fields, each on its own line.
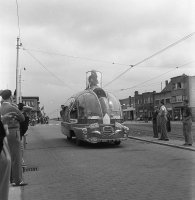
left=0, top=89, right=27, bottom=186
left=158, top=100, right=169, bottom=141
left=182, top=100, right=193, bottom=146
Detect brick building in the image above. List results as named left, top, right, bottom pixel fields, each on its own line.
left=22, top=96, right=41, bottom=119
left=120, top=74, right=195, bottom=121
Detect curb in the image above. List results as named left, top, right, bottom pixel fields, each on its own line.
left=128, top=136, right=195, bottom=152
left=9, top=186, right=21, bottom=200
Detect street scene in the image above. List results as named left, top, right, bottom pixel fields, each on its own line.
left=9, top=120, right=195, bottom=200
left=0, top=1, right=195, bottom=200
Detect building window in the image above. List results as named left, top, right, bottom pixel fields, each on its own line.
left=176, top=95, right=182, bottom=102
left=165, top=98, right=170, bottom=104
left=173, top=83, right=176, bottom=90
left=155, top=100, right=160, bottom=105
left=177, top=82, right=182, bottom=89
left=171, top=96, right=176, bottom=103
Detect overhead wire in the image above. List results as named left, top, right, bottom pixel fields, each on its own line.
left=103, top=32, right=195, bottom=88
left=119, top=60, right=194, bottom=91
left=24, top=49, right=74, bottom=91
left=22, top=48, right=132, bottom=67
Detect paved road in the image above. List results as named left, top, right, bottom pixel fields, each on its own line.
left=10, top=121, right=195, bottom=200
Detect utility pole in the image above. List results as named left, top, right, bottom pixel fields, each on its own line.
left=19, top=69, right=22, bottom=103
left=16, top=37, right=22, bottom=104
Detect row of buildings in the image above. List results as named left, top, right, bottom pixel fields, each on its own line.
left=119, top=74, right=195, bottom=122
left=19, top=96, right=43, bottom=120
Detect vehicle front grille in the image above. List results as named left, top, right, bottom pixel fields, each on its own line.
left=103, top=126, right=113, bottom=133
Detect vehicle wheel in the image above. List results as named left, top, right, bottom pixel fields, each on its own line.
left=114, top=141, right=121, bottom=145
left=67, top=135, right=72, bottom=140
left=76, top=138, right=82, bottom=146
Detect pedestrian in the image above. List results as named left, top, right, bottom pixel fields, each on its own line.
left=158, top=100, right=169, bottom=141
left=182, top=100, right=193, bottom=146
left=166, top=112, right=171, bottom=133
left=18, top=103, right=29, bottom=141
left=152, top=106, right=159, bottom=138
left=0, top=115, right=11, bottom=200
left=18, top=102, right=29, bottom=167
left=0, top=89, right=27, bottom=186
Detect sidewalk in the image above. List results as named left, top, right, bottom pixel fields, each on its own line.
left=128, top=135, right=195, bottom=151
left=124, top=120, right=195, bottom=151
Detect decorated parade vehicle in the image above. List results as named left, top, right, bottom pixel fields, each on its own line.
left=60, top=70, right=129, bottom=145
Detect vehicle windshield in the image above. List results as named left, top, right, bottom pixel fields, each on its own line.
left=107, top=93, right=122, bottom=119
left=78, top=93, right=102, bottom=119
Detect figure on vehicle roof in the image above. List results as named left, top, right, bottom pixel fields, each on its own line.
left=88, top=70, right=99, bottom=88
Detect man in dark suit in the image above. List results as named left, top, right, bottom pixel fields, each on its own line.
left=182, top=100, right=193, bottom=146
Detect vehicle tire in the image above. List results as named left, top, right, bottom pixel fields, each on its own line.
left=76, top=138, right=82, bottom=146
left=114, top=141, right=121, bottom=145
left=67, top=135, right=72, bottom=140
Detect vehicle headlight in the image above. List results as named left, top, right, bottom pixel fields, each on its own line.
left=82, top=128, right=88, bottom=134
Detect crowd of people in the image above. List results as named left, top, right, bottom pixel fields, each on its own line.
left=0, top=89, right=29, bottom=200
left=152, top=99, right=193, bottom=146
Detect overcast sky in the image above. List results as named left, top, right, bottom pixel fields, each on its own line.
left=0, top=0, right=195, bottom=118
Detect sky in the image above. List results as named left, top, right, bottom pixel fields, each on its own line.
left=0, top=0, right=195, bottom=118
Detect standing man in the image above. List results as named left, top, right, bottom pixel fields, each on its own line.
left=152, top=106, right=159, bottom=138
left=159, top=100, right=169, bottom=141
left=182, top=100, right=193, bottom=146
left=0, top=89, right=27, bottom=186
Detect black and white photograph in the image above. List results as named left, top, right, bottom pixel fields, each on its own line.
left=0, top=0, right=195, bottom=200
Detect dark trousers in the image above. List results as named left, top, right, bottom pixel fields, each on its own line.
left=152, top=121, right=158, bottom=138
left=183, top=120, right=193, bottom=145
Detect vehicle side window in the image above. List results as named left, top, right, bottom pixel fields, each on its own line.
left=64, top=98, right=75, bottom=122
left=70, top=101, right=78, bottom=119
left=107, top=93, right=122, bottom=118
left=78, top=95, right=86, bottom=119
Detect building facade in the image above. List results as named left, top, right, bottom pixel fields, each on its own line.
left=22, top=96, right=41, bottom=119
left=133, top=91, right=155, bottom=121
left=120, top=74, right=195, bottom=121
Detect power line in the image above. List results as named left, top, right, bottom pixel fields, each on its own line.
left=104, top=32, right=195, bottom=88
left=23, top=48, right=132, bottom=67
left=119, top=60, right=194, bottom=91
left=24, top=49, right=74, bottom=91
